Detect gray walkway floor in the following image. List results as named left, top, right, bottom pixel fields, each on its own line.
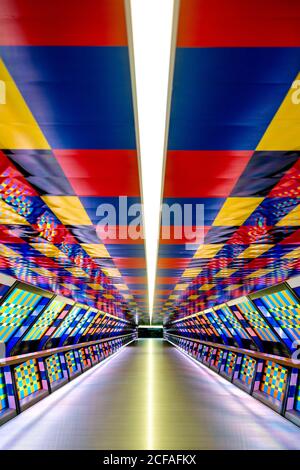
left=0, top=339, right=300, bottom=450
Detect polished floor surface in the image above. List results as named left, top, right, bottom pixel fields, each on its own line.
left=0, top=339, right=300, bottom=450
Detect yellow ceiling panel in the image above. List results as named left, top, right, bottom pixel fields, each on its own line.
left=31, top=267, right=57, bottom=278
left=0, top=59, right=49, bottom=149
left=224, top=284, right=242, bottom=291
left=87, top=283, right=103, bottom=290
left=42, top=196, right=92, bottom=226
left=246, top=269, right=273, bottom=279
left=31, top=242, right=67, bottom=259
left=81, top=243, right=110, bottom=258
left=0, top=199, right=29, bottom=225
left=182, top=267, right=202, bottom=278
left=0, top=244, right=21, bottom=258
left=237, top=244, right=273, bottom=258
left=213, top=198, right=263, bottom=226
left=257, top=72, right=300, bottom=150
left=214, top=268, right=237, bottom=278
left=283, top=247, right=300, bottom=259
left=199, top=284, right=215, bottom=291
left=65, top=267, right=89, bottom=278
left=114, top=284, right=128, bottom=291
left=174, top=283, right=189, bottom=291
left=102, top=268, right=122, bottom=278
left=193, top=244, right=224, bottom=259
left=276, top=204, right=300, bottom=226
left=61, top=283, right=80, bottom=290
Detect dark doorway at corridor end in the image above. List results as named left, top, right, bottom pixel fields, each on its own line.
left=138, top=326, right=163, bottom=338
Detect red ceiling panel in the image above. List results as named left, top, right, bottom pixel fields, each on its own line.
left=0, top=0, right=128, bottom=46
left=177, top=0, right=300, bottom=47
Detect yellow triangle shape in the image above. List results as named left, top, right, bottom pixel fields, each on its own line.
left=257, top=72, right=300, bottom=151
left=0, top=58, right=49, bottom=149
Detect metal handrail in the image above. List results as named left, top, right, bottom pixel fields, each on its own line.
left=165, top=333, right=300, bottom=369
left=0, top=333, right=136, bottom=367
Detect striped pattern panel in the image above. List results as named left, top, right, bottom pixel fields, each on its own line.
left=24, top=299, right=65, bottom=341
left=260, top=361, right=288, bottom=402
left=208, top=311, right=232, bottom=338
left=0, top=288, right=41, bottom=342
left=14, top=359, right=41, bottom=400
left=68, top=308, right=90, bottom=337
left=0, top=369, right=7, bottom=411
left=239, top=356, right=256, bottom=385
left=236, top=300, right=279, bottom=342
left=46, top=354, right=63, bottom=383
left=65, top=351, right=77, bottom=375
left=261, top=290, right=300, bottom=342
left=52, top=306, right=82, bottom=338
left=218, top=305, right=250, bottom=340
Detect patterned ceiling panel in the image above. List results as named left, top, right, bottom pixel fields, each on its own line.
left=0, top=0, right=148, bottom=323
left=154, top=0, right=300, bottom=324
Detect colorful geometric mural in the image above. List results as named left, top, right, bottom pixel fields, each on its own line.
left=224, top=352, right=237, bottom=377
left=155, top=0, right=300, bottom=325
left=253, top=288, right=300, bottom=351
left=234, top=299, right=279, bottom=343
left=0, top=0, right=147, bottom=324
left=0, top=288, right=42, bottom=343
left=260, top=361, right=288, bottom=402
left=46, top=354, right=63, bottom=384
left=14, top=359, right=41, bottom=400
left=239, top=356, right=256, bottom=386
left=23, top=298, right=66, bottom=341
left=65, top=351, right=78, bottom=376
left=0, top=369, right=7, bottom=411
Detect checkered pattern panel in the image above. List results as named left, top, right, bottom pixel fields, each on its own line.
left=0, top=288, right=42, bottom=343
left=88, top=346, right=97, bottom=362
left=46, top=354, right=63, bottom=383
left=239, top=356, right=256, bottom=385
left=24, top=298, right=65, bottom=341
left=65, top=351, right=77, bottom=375
left=79, top=348, right=89, bottom=368
left=0, top=368, right=7, bottom=411
left=224, top=352, right=237, bottom=376
left=260, top=361, right=288, bottom=402
left=236, top=300, right=279, bottom=342
left=14, top=359, right=41, bottom=400
left=207, top=347, right=214, bottom=363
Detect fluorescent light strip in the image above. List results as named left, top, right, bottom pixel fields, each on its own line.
left=130, top=0, right=175, bottom=323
